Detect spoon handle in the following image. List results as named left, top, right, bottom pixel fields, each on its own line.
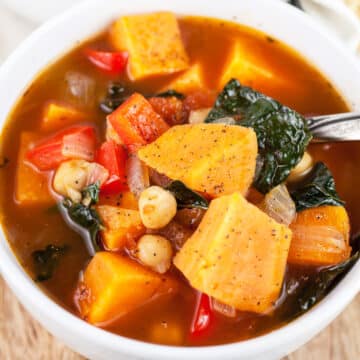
left=307, top=112, right=360, bottom=142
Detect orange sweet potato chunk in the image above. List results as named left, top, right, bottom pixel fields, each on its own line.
left=97, top=205, right=145, bottom=251
left=219, top=41, right=287, bottom=89
left=76, top=252, right=178, bottom=325
left=138, top=124, right=258, bottom=197
left=15, top=132, right=54, bottom=205
left=41, top=102, right=86, bottom=131
left=174, top=192, right=292, bottom=314
left=111, top=12, right=189, bottom=80
left=288, top=205, right=351, bottom=266
left=161, top=63, right=206, bottom=93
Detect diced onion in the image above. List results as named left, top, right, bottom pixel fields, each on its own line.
left=287, top=152, right=313, bottom=183
left=212, top=117, right=236, bottom=125
left=188, top=108, right=212, bottom=124
left=260, top=184, right=296, bottom=226
left=291, top=225, right=349, bottom=258
left=126, top=154, right=150, bottom=198
left=211, top=298, right=237, bottom=318
left=65, top=71, right=96, bottom=108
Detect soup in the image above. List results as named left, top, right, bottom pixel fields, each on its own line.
left=0, top=13, right=358, bottom=347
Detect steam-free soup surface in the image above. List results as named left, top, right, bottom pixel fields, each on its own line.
left=0, top=16, right=357, bottom=346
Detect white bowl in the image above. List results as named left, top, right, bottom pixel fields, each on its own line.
left=0, top=1, right=359, bottom=359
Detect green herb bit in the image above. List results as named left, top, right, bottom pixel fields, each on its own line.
left=81, top=182, right=100, bottom=207
left=32, top=244, right=68, bottom=282
left=166, top=180, right=209, bottom=210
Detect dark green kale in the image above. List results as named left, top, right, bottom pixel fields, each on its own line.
left=155, top=89, right=185, bottom=100
left=205, top=79, right=312, bottom=193
left=81, top=182, right=100, bottom=206
left=100, top=83, right=132, bottom=114
left=63, top=198, right=103, bottom=253
left=279, top=251, right=359, bottom=321
left=290, top=162, right=344, bottom=212
left=166, top=180, right=209, bottom=210
left=32, top=244, right=68, bottom=282
left=298, top=251, right=359, bottom=312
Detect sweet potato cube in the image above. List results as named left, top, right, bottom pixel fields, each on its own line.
left=41, top=102, right=86, bottom=131
left=138, top=124, right=257, bottom=197
left=219, top=41, right=285, bottom=90
left=97, top=205, right=145, bottom=251
left=110, top=12, right=189, bottom=80
left=174, top=192, right=292, bottom=314
left=161, top=63, right=206, bottom=93
left=288, top=206, right=351, bottom=266
left=108, top=93, right=169, bottom=153
left=76, top=252, right=178, bottom=325
left=99, top=191, right=138, bottom=210
left=15, top=132, right=54, bottom=205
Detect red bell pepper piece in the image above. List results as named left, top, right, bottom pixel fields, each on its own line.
left=26, top=126, right=97, bottom=171
left=107, top=93, right=169, bottom=153
left=85, top=49, right=128, bottom=74
left=96, top=140, right=128, bottom=195
left=190, top=293, right=213, bottom=337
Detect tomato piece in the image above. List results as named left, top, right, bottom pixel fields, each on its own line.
left=96, top=140, right=128, bottom=195
left=107, top=93, right=169, bottom=153
left=148, top=96, right=186, bottom=125
left=190, top=293, right=213, bottom=337
left=85, top=49, right=128, bottom=73
left=26, top=126, right=97, bottom=171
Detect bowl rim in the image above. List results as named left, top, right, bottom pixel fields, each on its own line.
left=0, top=0, right=359, bottom=358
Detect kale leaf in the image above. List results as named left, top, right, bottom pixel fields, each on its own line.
left=32, top=244, right=68, bottom=282
left=81, top=182, right=100, bottom=206
left=166, top=180, right=209, bottom=210
left=205, top=79, right=312, bottom=193
left=279, top=251, right=359, bottom=321
left=155, top=89, right=185, bottom=100
left=100, top=82, right=132, bottom=114
left=63, top=199, right=103, bottom=253
left=290, top=162, right=344, bottom=212
left=298, top=251, right=359, bottom=312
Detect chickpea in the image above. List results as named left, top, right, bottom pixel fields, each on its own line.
left=53, top=159, right=108, bottom=202
left=139, top=186, right=177, bottom=229
left=287, top=152, right=313, bottom=183
left=136, top=234, right=173, bottom=274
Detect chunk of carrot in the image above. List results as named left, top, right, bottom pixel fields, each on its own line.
left=138, top=124, right=258, bottom=197
left=108, top=93, right=169, bottom=153
left=15, top=132, right=54, bottom=205
left=97, top=205, right=145, bottom=251
left=41, top=102, right=86, bottom=131
left=288, top=205, right=351, bottom=266
left=110, top=12, right=189, bottom=80
left=174, top=192, right=292, bottom=314
left=75, top=252, right=178, bottom=325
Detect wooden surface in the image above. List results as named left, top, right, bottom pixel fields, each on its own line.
left=0, top=1, right=360, bottom=359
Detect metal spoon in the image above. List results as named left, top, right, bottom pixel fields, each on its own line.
left=307, top=112, right=360, bottom=142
